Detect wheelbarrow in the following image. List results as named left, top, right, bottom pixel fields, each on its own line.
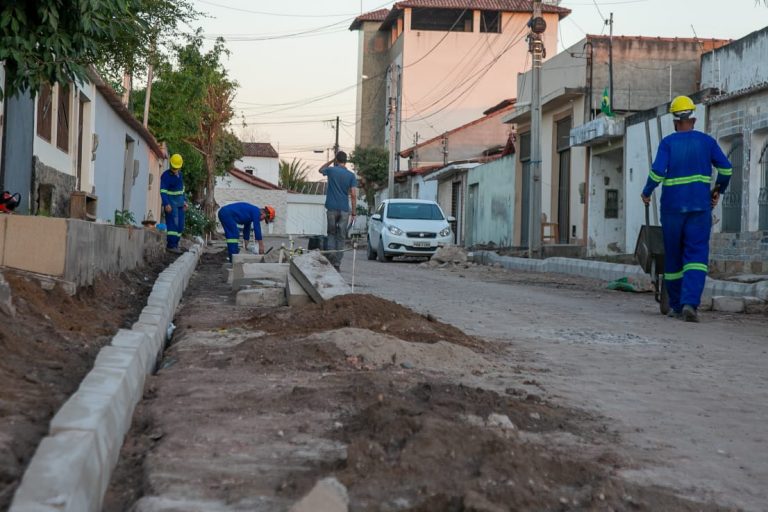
left=634, top=203, right=669, bottom=315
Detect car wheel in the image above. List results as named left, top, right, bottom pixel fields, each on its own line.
left=376, top=237, right=393, bottom=262
left=367, top=236, right=376, bottom=260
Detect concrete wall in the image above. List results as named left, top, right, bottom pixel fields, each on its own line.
left=93, top=89, right=159, bottom=223
left=355, top=20, right=390, bottom=148
left=31, top=157, right=77, bottom=217
left=0, top=90, right=35, bottom=214
left=466, top=155, right=515, bottom=247
left=587, top=145, right=624, bottom=255
left=0, top=216, right=164, bottom=287
left=233, top=156, right=279, bottom=186
left=399, top=10, right=560, bottom=144
left=701, top=27, right=768, bottom=92
left=286, top=194, right=326, bottom=236
left=214, top=175, right=288, bottom=235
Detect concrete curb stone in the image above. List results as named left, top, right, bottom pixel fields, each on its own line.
left=10, top=243, right=204, bottom=512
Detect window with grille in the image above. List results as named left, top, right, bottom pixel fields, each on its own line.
left=605, top=189, right=618, bottom=218
left=519, top=132, right=531, bottom=161
left=57, top=84, right=71, bottom=153
left=480, top=11, right=500, bottom=33
left=411, top=8, right=473, bottom=32
left=36, top=84, right=53, bottom=141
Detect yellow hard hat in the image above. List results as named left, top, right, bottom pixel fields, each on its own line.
left=170, top=153, right=184, bottom=169
left=669, top=96, right=696, bottom=118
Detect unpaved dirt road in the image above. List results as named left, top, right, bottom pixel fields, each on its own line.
left=104, top=246, right=766, bottom=511
left=345, top=254, right=768, bottom=511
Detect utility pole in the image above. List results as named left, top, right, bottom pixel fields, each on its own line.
left=527, top=0, right=546, bottom=257
left=333, top=116, right=340, bottom=156
left=387, top=64, right=399, bottom=199
left=608, top=12, right=614, bottom=113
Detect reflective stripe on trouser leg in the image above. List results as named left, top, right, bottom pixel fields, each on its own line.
left=661, top=211, right=685, bottom=313
left=166, top=206, right=182, bottom=248
left=680, top=211, right=711, bottom=308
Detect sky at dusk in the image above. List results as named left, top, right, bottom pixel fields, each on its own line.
left=190, top=0, right=768, bottom=168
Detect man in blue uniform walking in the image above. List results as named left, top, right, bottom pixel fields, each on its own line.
left=641, top=96, right=732, bottom=322
left=320, top=151, right=357, bottom=271
left=160, top=153, right=187, bottom=254
left=217, top=202, right=276, bottom=260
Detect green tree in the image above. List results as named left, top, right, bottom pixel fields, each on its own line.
left=279, top=158, right=311, bottom=191
left=0, top=0, right=198, bottom=98
left=134, top=33, right=238, bottom=219
left=350, top=146, right=388, bottom=212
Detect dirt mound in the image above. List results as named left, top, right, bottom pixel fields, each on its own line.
left=0, top=256, right=171, bottom=508
left=246, top=294, right=484, bottom=351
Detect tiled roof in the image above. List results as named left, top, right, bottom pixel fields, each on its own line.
left=228, top=168, right=283, bottom=190
left=349, top=8, right=390, bottom=30
left=241, top=142, right=278, bottom=158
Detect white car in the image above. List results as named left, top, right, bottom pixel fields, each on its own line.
left=367, top=199, right=454, bottom=262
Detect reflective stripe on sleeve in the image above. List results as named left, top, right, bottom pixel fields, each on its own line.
left=649, top=170, right=664, bottom=183
left=716, top=167, right=732, bottom=176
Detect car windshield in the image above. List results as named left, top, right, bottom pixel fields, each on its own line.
left=387, top=202, right=444, bottom=220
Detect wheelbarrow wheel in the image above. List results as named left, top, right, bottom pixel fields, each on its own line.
left=659, top=277, right=670, bottom=315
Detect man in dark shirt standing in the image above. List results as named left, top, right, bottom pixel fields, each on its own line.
left=320, top=151, right=357, bottom=271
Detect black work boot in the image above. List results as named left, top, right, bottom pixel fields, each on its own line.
left=681, top=305, right=699, bottom=323
left=667, top=309, right=681, bottom=319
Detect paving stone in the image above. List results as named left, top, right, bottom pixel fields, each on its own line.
left=92, top=346, right=146, bottom=409
left=236, top=287, right=287, bottom=307
left=232, top=262, right=289, bottom=290
left=286, top=272, right=312, bottom=306
left=290, top=252, right=351, bottom=303
left=712, top=295, right=745, bottom=313
left=9, top=430, right=103, bottom=512
left=132, top=322, right=165, bottom=354
left=289, top=477, right=348, bottom=512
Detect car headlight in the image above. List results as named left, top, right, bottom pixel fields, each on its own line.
left=439, top=227, right=451, bottom=237
left=387, top=225, right=403, bottom=236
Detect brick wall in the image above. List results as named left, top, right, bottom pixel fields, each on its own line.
left=710, top=231, right=768, bottom=274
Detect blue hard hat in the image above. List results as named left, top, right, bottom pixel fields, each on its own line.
left=157, top=223, right=167, bottom=231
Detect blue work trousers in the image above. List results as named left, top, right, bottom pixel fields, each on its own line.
left=661, top=210, right=711, bottom=312
left=165, top=206, right=185, bottom=249
left=218, top=209, right=241, bottom=259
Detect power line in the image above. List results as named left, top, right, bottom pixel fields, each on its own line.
left=197, top=0, right=361, bottom=18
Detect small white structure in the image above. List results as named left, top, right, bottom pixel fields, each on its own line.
left=215, top=168, right=288, bottom=235
left=233, top=142, right=280, bottom=186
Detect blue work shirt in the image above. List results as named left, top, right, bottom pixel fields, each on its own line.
left=160, top=169, right=186, bottom=208
left=219, top=202, right=263, bottom=241
left=321, top=165, right=357, bottom=212
left=642, top=130, right=732, bottom=213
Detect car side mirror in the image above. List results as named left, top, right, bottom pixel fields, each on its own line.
left=371, top=214, right=382, bottom=221
left=447, top=215, right=456, bottom=222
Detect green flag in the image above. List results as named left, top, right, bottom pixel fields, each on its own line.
left=600, top=87, right=614, bottom=117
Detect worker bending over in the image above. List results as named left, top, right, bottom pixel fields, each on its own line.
left=641, top=96, right=732, bottom=322
left=217, top=202, right=275, bottom=260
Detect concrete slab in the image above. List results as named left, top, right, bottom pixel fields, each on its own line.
left=142, top=305, right=170, bottom=326
left=232, top=253, right=265, bottom=265
left=110, top=329, right=156, bottom=374
left=286, top=272, right=312, bottom=306
left=744, top=296, right=766, bottom=313
left=235, top=287, right=287, bottom=307
left=231, top=262, right=289, bottom=290
left=290, top=252, right=351, bottom=303
left=9, top=430, right=103, bottom=512
left=77, top=367, right=137, bottom=434
left=138, top=312, right=164, bottom=326
left=712, top=296, right=745, bottom=313
left=132, top=322, right=165, bottom=354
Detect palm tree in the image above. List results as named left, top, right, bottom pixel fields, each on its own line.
left=279, top=158, right=310, bottom=192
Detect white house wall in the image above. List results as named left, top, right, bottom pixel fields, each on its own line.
left=234, top=156, right=279, bottom=186
left=92, top=89, right=154, bottom=223
left=286, top=194, right=326, bottom=236
left=588, top=146, right=624, bottom=255
left=214, top=175, right=288, bottom=235
left=701, top=28, right=768, bottom=92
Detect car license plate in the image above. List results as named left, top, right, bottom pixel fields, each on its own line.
left=413, top=241, right=431, bottom=248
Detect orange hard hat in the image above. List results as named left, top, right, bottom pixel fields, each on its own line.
left=263, top=205, right=276, bottom=223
